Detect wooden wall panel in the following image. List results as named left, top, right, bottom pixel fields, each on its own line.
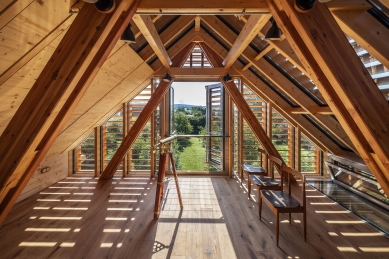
left=0, top=26, right=70, bottom=135
left=16, top=152, right=68, bottom=203
left=0, top=0, right=69, bottom=74
left=48, top=62, right=154, bottom=157
left=0, top=0, right=15, bottom=13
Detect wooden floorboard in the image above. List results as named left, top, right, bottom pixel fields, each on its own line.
left=0, top=174, right=388, bottom=258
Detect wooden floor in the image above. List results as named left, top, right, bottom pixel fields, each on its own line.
left=1, top=174, right=389, bottom=259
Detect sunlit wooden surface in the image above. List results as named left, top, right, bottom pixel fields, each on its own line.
left=0, top=175, right=388, bottom=258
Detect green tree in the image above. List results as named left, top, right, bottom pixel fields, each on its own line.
left=174, top=113, right=193, bottom=134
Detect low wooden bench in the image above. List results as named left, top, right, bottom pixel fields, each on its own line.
left=250, top=155, right=284, bottom=219
left=260, top=166, right=307, bottom=246
left=241, top=148, right=267, bottom=198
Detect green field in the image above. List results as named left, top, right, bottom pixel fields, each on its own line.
left=176, top=138, right=215, bottom=172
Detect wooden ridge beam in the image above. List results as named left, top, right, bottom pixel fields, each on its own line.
left=332, top=10, right=389, bottom=70
left=0, top=0, right=141, bottom=225
left=267, top=0, right=389, bottom=195
left=100, top=79, right=174, bottom=180
left=198, top=30, right=341, bottom=154
left=223, top=14, right=270, bottom=69
left=133, top=14, right=172, bottom=68
left=201, top=15, right=355, bottom=151
left=136, top=0, right=269, bottom=14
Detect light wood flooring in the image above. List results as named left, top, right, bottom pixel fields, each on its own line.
left=0, top=174, right=389, bottom=259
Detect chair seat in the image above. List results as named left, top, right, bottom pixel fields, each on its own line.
left=260, top=190, right=300, bottom=209
left=250, top=175, right=279, bottom=187
left=242, top=164, right=266, bottom=174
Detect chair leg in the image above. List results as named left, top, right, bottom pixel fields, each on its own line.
left=303, top=211, right=307, bottom=242
left=258, top=191, right=262, bottom=220
left=289, top=213, right=291, bottom=224
left=276, top=212, right=280, bottom=246
left=248, top=177, right=251, bottom=198
left=241, top=169, right=244, bottom=185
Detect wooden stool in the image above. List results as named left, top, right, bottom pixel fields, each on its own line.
left=241, top=148, right=268, bottom=198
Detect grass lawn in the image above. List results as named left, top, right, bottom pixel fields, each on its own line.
left=177, top=138, right=215, bottom=172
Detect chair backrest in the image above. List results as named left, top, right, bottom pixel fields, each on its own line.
left=257, top=148, right=268, bottom=167
left=268, top=154, right=284, bottom=189
left=283, top=166, right=306, bottom=209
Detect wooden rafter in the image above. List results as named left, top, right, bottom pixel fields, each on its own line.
left=333, top=10, right=389, bottom=70
left=223, top=14, right=270, bottom=69
left=100, top=79, right=174, bottom=179
left=139, top=15, right=196, bottom=63
left=201, top=15, right=355, bottom=151
left=201, top=42, right=284, bottom=163
left=0, top=0, right=141, bottom=225
left=198, top=29, right=342, bottom=154
left=133, top=14, right=172, bottom=68
left=100, top=42, right=197, bottom=179
left=266, top=0, right=389, bottom=195
left=287, top=107, right=333, bottom=115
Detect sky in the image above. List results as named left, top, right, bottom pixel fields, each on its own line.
left=172, top=82, right=217, bottom=106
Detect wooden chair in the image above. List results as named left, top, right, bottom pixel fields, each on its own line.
left=250, top=154, right=284, bottom=219
left=260, top=166, right=307, bottom=246
left=241, top=148, right=267, bottom=198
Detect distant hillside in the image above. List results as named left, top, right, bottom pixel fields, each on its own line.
left=174, top=104, right=205, bottom=109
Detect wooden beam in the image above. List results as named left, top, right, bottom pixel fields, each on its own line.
left=195, top=16, right=201, bottom=32
left=287, top=107, right=334, bottom=115
left=155, top=68, right=237, bottom=78
left=332, top=10, right=389, bottom=70
left=267, top=0, right=389, bottom=195
left=150, top=30, right=200, bottom=71
left=198, top=30, right=342, bottom=154
left=139, top=15, right=196, bottom=63
left=221, top=78, right=284, bottom=163
left=223, top=14, right=270, bottom=69
left=100, top=80, right=173, bottom=180
left=0, top=0, right=141, bottom=225
left=201, top=15, right=355, bottom=151
left=254, top=44, right=273, bottom=61
left=326, top=0, right=372, bottom=11
left=136, top=0, right=269, bottom=14
left=133, top=14, right=171, bottom=68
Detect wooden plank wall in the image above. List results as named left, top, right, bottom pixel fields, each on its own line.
left=16, top=152, right=68, bottom=203
left=0, top=0, right=70, bottom=74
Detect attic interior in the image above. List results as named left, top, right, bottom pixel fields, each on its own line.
left=1, top=0, right=389, bottom=258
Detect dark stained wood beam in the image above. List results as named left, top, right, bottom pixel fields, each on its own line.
left=267, top=0, right=389, bottom=195
left=0, top=0, right=141, bottom=225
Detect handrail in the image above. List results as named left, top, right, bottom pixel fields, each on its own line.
left=154, top=134, right=230, bottom=149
